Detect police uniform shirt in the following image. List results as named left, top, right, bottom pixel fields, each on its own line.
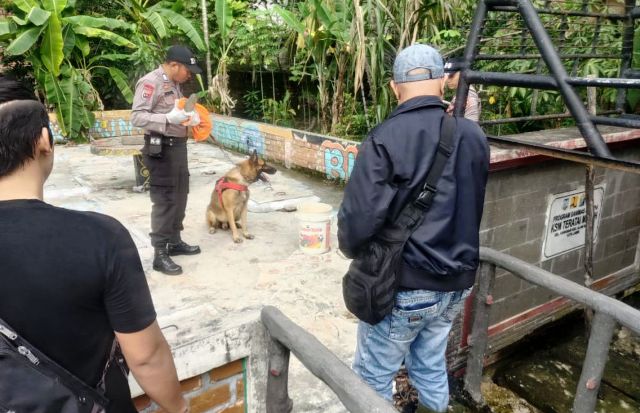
left=131, top=66, right=187, bottom=138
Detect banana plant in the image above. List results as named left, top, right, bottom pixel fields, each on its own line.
left=111, top=0, right=206, bottom=99
left=2, top=0, right=137, bottom=139
left=275, top=0, right=348, bottom=133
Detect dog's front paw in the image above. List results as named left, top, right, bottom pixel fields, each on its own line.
left=208, top=227, right=216, bottom=234
left=243, top=233, right=254, bottom=240
left=233, top=237, right=244, bottom=243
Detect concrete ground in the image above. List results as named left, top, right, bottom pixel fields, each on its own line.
left=45, top=141, right=354, bottom=413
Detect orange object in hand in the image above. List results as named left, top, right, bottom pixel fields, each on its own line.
left=176, top=97, right=213, bottom=142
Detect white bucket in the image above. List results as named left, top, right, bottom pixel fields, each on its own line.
left=296, top=202, right=333, bottom=254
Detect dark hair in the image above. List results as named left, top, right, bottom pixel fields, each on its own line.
left=0, top=77, right=51, bottom=177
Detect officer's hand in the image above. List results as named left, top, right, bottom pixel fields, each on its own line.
left=166, top=102, right=190, bottom=125
left=183, top=111, right=200, bottom=127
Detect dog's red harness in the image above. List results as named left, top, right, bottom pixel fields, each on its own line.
left=215, top=177, right=248, bottom=208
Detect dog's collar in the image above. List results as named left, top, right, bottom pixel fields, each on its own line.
left=215, top=177, right=248, bottom=208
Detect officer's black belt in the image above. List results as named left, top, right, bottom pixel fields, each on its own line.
left=144, top=134, right=187, bottom=147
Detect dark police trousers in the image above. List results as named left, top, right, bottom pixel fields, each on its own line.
left=141, top=136, right=189, bottom=248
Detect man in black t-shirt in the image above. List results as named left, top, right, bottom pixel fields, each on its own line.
left=0, top=78, right=190, bottom=412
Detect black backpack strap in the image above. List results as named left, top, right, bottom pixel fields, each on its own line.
left=96, top=338, right=129, bottom=393
left=0, top=315, right=110, bottom=408
left=395, top=115, right=457, bottom=229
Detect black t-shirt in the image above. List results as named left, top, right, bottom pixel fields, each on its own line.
left=0, top=199, right=157, bottom=411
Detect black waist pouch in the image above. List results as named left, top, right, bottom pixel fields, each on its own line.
left=342, top=225, right=409, bottom=325
left=0, top=319, right=111, bottom=413
left=146, top=132, right=164, bottom=158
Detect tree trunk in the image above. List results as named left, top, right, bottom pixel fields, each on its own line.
left=200, top=0, right=212, bottom=87
left=317, top=62, right=330, bottom=133
left=331, top=53, right=348, bottom=134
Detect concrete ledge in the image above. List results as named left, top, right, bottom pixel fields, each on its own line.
left=90, top=136, right=144, bottom=156
left=129, top=306, right=269, bottom=412
left=490, top=126, right=640, bottom=170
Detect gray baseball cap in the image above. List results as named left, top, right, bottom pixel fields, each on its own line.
left=393, top=44, right=444, bottom=83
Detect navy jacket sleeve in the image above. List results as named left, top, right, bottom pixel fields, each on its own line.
left=337, top=135, right=397, bottom=258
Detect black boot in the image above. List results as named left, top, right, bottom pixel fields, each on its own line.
left=168, top=240, right=201, bottom=256
left=153, top=246, right=183, bottom=275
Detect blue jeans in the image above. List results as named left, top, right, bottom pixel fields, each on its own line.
left=352, top=288, right=471, bottom=412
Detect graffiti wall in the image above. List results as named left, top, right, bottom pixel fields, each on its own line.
left=210, top=114, right=360, bottom=181
left=49, top=110, right=360, bottom=181
left=48, top=110, right=144, bottom=143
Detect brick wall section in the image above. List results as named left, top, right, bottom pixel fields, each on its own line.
left=135, top=359, right=246, bottom=413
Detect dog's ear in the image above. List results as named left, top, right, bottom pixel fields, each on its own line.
left=250, top=149, right=258, bottom=163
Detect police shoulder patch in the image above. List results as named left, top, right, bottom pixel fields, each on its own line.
left=142, top=83, right=155, bottom=100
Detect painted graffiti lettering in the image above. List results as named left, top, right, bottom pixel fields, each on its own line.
left=212, top=119, right=265, bottom=155
left=321, top=140, right=358, bottom=180
left=48, top=114, right=142, bottom=141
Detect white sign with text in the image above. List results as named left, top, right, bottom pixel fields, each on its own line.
left=542, top=186, right=606, bottom=260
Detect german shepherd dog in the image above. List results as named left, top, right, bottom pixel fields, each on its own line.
left=207, top=150, right=277, bottom=243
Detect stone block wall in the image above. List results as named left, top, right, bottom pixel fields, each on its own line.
left=481, top=149, right=640, bottom=320
left=445, top=146, right=640, bottom=368
left=134, top=359, right=246, bottom=413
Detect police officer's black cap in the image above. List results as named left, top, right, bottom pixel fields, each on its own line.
left=166, top=45, right=202, bottom=74
left=444, top=56, right=465, bottom=73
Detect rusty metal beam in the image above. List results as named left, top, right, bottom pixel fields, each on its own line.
left=480, top=111, right=619, bottom=125
left=487, top=135, right=640, bottom=174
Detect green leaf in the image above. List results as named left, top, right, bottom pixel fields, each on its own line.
left=58, top=69, right=89, bottom=140
left=88, top=53, right=131, bottom=65
left=142, top=11, right=168, bottom=38
left=157, top=9, right=205, bottom=51
left=5, top=26, right=44, bottom=55
left=73, top=26, right=136, bottom=48
left=40, top=70, right=67, bottom=136
left=273, top=6, right=304, bottom=34
left=215, top=0, right=233, bottom=41
left=11, top=15, right=29, bottom=26
left=41, top=12, right=64, bottom=76
left=312, top=0, right=333, bottom=31
left=0, top=19, right=16, bottom=38
left=75, top=34, right=89, bottom=56
left=26, top=7, right=51, bottom=26
left=41, top=0, right=68, bottom=14
left=42, top=69, right=66, bottom=106
left=62, top=24, right=75, bottom=56
left=13, top=0, right=38, bottom=14
left=63, top=16, right=134, bottom=31
left=172, top=0, right=184, bottom=13
left=108, top=67, right=134, bottom=104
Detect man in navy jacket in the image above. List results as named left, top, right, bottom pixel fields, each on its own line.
left=338, top=44, right=489, bottom=412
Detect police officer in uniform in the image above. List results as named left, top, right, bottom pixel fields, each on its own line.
left=131, top=45, right=202, bottom=275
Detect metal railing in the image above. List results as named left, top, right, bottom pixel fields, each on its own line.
left=464, top=247, right=640, bottom=413
left=260, top=306, right=397, bottom=413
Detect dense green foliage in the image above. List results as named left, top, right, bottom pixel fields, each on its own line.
left=1, top=0, right=634, bottom=141
left=1, top=0, right=204, bottom=140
